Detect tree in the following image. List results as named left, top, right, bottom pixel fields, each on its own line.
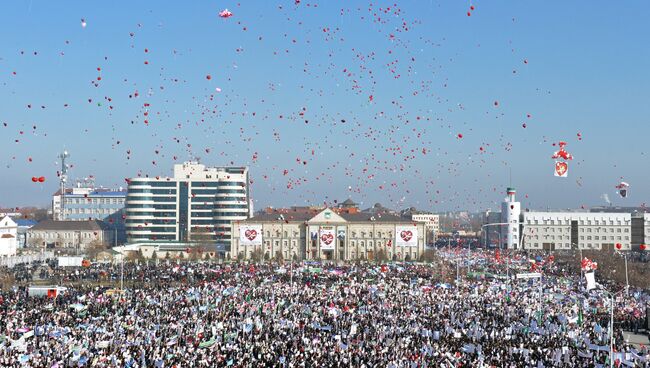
left=275, top=250, right=284, bottom=262
left=151, top=250, right=158, bottom=260
left=86, top=239, right=107, bottom=260
left=420, top=249, right=439, bottom=263
left=28, top=235, right=44, bottom=248
left=376, top=249, right=388, bottom=263
left=250, top=248, right=263, bottom=262
left=126, top=251, right=139, bottom=263
left=56, top=234, right=65, bottom=248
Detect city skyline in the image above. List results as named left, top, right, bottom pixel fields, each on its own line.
left=2, top=1, right=649, bottom=212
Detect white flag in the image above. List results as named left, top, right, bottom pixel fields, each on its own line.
left=585, top=272, right=596, bottom=290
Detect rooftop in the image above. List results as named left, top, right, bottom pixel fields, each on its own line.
left=243, top=209, right=414, bottom=224
left=30, top=220, right=109, bottom=231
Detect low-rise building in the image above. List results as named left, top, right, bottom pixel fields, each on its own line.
left=522, top=212, right=632, bottom=251
left=16, top=219, right=37, bottom=248
left=26, top=220, right=113, bottom=251
left=0, top=216, right=18, bottom=257
left=53, top=187, right=127, bottom=221
left=231, top=207, right=427, bottom=261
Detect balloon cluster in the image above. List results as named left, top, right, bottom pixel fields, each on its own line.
left=31, top=176, right=45, bottom=183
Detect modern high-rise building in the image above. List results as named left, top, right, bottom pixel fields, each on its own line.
left=125, top=162, right=250, bottom=249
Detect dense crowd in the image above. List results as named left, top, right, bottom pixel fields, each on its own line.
left=0, top=252, right=648, bottom=367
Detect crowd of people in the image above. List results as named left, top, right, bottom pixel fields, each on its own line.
left=0, top=250, right=647, bottom=367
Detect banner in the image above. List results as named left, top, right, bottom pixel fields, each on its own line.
left=395, top=226, right=418, bottom=247
left=319, top=227, right=335, bottom=250
left=554, top=162, right=568, bottom=177
left=585, top=271, right=596, bottom=291
left=239, top=225, right=262, bottom=246
left=516, top=272, right=542, bottom=280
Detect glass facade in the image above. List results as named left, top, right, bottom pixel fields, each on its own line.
left=125, top=163, right=250, bottom=248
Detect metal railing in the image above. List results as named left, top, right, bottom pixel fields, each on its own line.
left=0, top=252, right=55, bottom=268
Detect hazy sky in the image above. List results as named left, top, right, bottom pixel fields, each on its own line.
left=1, top=1, right=649, bottom=212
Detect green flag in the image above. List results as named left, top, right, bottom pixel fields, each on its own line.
left=577, top=306, right=583, bottom=326
left=199, top=339, right=216, bottom=348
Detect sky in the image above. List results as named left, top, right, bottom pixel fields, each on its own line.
left=1, top=1, right=649, bottom=213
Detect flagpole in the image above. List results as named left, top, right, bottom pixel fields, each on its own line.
left=609, top=292, right=614, bottom=368
left=614, top=249, right=629, bottom=295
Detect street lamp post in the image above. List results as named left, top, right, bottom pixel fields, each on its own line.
left=598, top=286, right=628, bottom=368
left=482, top=223, right=509, bottom=277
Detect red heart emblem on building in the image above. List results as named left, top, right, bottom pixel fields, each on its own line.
left=400, top=230, right=413, bottom=242
left=321, top=233, right=334, bottom=245
left=244, top=229, right=257, bottom=241
left=555, top=162, right=568, bottom=176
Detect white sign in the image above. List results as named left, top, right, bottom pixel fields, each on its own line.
left=516, top=272, right=542, bottom=280
left=395, top=226, right=418, bottom=247
left=57, top=256, right=84, bottom=267
left=239, top=225, right=262, bottom=246
left=554, top=161, right=568, bottom=177
left=319, top=227, right=335, bottom=250
left=585, top=271, right=596, bottom=290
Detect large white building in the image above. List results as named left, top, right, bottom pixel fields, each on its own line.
left=53, top=186, right=127, bottom=221
left=522, top=212, right=632, bottom=251
left=0, top=216, right=18, bottom=257
left=484, top=187, right=643, bottom=251
left=411, top=213, right=440, bottom=234
left=231, top=207, right=427, bottom=261
left=125, top=162, right=251, bottom=250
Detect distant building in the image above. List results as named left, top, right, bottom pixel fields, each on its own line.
left=26, top=220, right=113, bottom=251
left=482, top=187, right=645, bottom=251
left=231, top=205, right=427, bottom=261
left=53, top=186, right=127, bottom=221
left=0, top=209, right=21, bottom=218
left=483, top=211, right=503, bottom=247
left=0, top=216, right=18, bottom=257
left=125, top=162, right=251, bottom=250
left=363, top=203, right=398, bottom=216
left=522, top=212, right=632, bottom=251
left=15, top=219, right=37, bottom=248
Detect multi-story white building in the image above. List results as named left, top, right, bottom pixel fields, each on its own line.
left=125, top=162, right=250, bottom=250
left=53, top=186, right=127, bottom=221
left=231, top=207, right=427, bottom=261
left=522, top=212, right=632, bottom=251
left=411, top=213, right=440, bottom=234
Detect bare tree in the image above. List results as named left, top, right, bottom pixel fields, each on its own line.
left=275, top=250, right=284, bottom=262
left=28, top=235, right=44, bottom=248
left=376, top=249, right=388, bottom=262
left=86, top=239, right=107, bottom=260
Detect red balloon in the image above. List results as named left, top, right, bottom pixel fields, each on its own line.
left=38, top=176, right=45, bottom=182
left=31, top=177, right=38, bottom=182
left=640, top=244, right=646, bottom=251
left=615, top=243, right=622, bottom=250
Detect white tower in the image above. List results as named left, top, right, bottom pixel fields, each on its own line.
left=501, top=187, right=521, bottom=249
